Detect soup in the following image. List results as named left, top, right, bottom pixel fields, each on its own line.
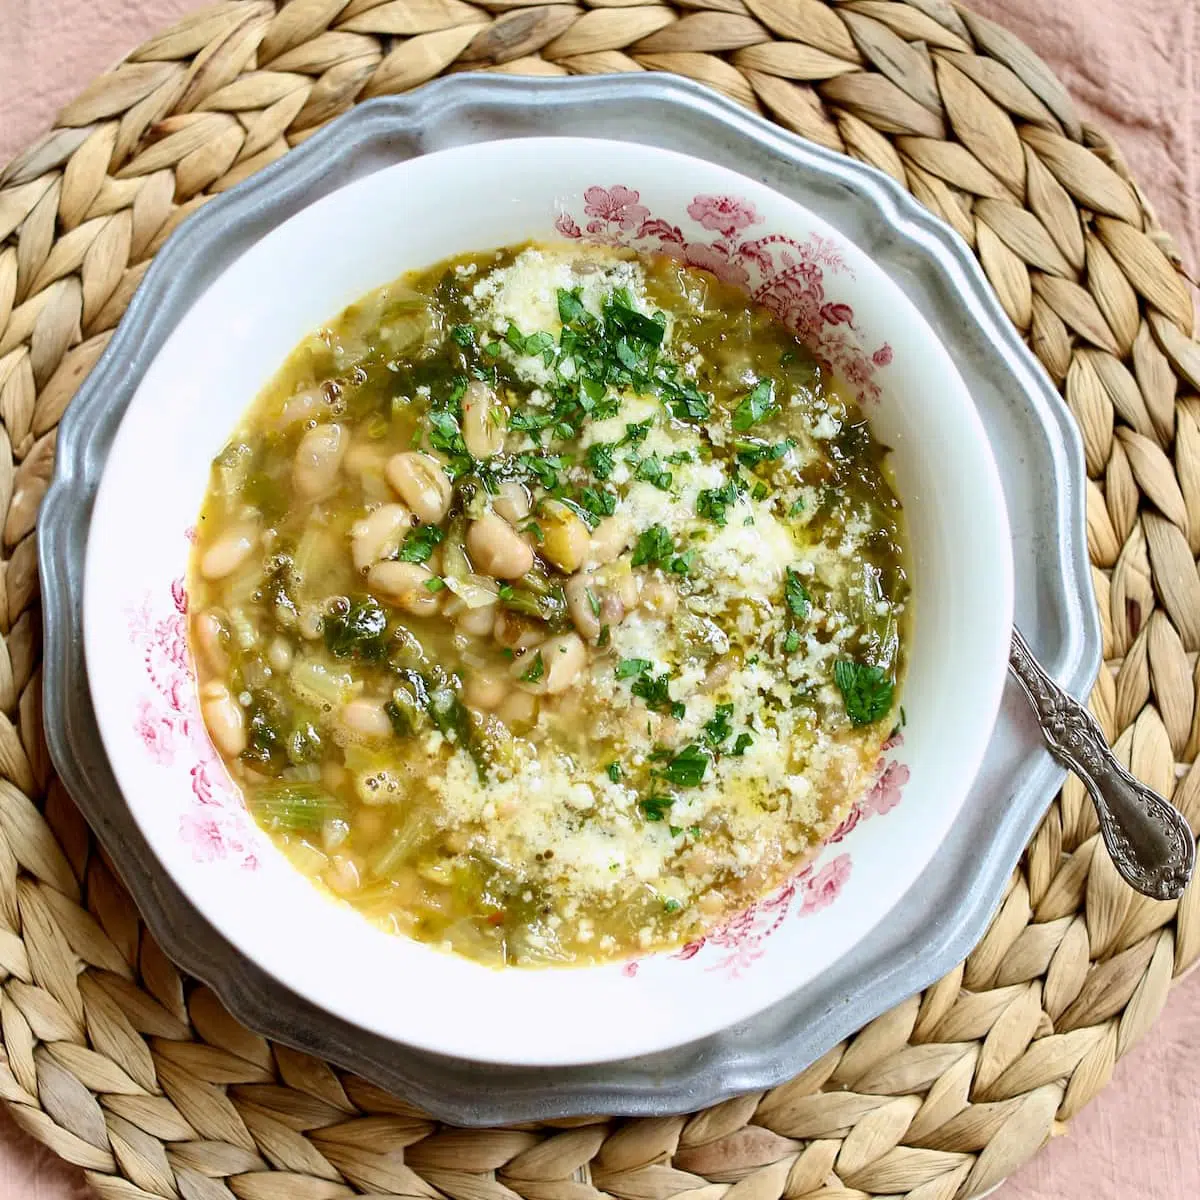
left=189, top=242, right=909, bottom=966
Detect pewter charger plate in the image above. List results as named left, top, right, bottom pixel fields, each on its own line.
left=40, top=74, right=1100, bottom=1125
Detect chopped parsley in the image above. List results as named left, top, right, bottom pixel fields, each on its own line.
left=519, top=651, right=545, bottom=684
left=631, top=524, right=674, bottom=567
left=606, top=762, right=622, bottom=782
left=730, top=733, right=753, bottom=756
left=622, top=419, right=653, bottom=448
left=586, top=587, right=601, bottom=618
left=423, top=577, right=446, bottom=592
left=788, top=498, right=805, bottom=518
left=557, top=288, right=587, bottom=324
left=696, top=478, right=742, bottom=526
left=517, top=452, right=564, bottom=491
left=736, top=438, right=792, bottom=468
left=586, top=442, right=616, bottom=480
left=605, top=295, right=666, bottom=347
left=669, top=550, right=696, bottom=576
left=450, top=323, right=475, bottom=347
left=640, top=795, right=674, bottom=822
left=426, top=411, right=473, bottom=479
left=398, top=525, right=445, bottom=563
left=703, top=704, right=734, bottom=747
left=575, top=486, right=617, bottom=524
left=659, top=743, right=711, bottom=788
left=785, top=568, right=811, bottom=619
left=732, top=379, right=778, bottom=432
left=634, top=456, right=672, bottom=490
left=616, top=658, right=652, bottom=680
left=834, top=660, right=894, bottom=726
left=631, top=670, right=684, bottom=719
left=783, top=629, right=802, bottom=653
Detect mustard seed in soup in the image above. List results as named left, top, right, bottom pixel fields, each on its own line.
left=190, top=242, right=908, bottom=966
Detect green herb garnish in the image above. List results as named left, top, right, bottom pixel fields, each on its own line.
left=635, top=456, right=673, bottom=491
left=632, top=524, right=673, bottom=567
left=616, top=658, right=652, bottom=680
left=640, top=795, right=674, bottom=822
left=696, top=478, right=742, bottom=526
left=732, top=379, right=778, bottom=432
left=575, top=486, right=617, bottom=524
left=785, top=568, right=811, bottom=619
left=660, top=743, right=711, bottom=788
left=631, top=670, right=684, bottom=719
left=399, top=525, right=445, bottom=563
left=834, top=660, right=894, bottom=726
left=519, top=651, right=546, bottom=684
left=586, top=443, right=616, bottom=480
left=704, top=704, right=734, bottom=747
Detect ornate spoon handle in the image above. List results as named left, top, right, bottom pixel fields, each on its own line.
left=1008, top=628, right=1195, bottom=900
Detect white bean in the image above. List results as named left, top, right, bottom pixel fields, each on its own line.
left=587, top=514, right=633, bottom=566
left=386, top=452, right=453, bottom=524
left=493, top=610, right=544, bottom=652
left=344, top=442, right=388, bottom=478
left=457, top=602, right=497, bottom=637
left=350, top=503, right=411, bottom=573
left=367, top=560, right=441, bottom=617
left=323, top=854, right=363, bottom=896
left=600, top=591, right=625, bottom=627
left=497, top=689, right=537, bottom=727
left=539, top=502, right=591, bottom=574
left=442, top=590, right=497, bottom=637
left=294, top=422, right=348, bottom=497
left=462, top=380, right=506, bottom=459
left=279, top=388, right=324, bottom=428
left=464, top=669, right=509, bottom=711
left=512, top=632, right=587, bottom=695
left=610, top=557, right=640, bottom=610
left=493, top=480, right=531, bottom=525
left=201, top=683, right=246, bottom=757
left=199, top=524, right=257, bottom=581
left=194, top=610, right=229, bottom=674
left=640, top=577, right=678, bottom=616
left=340, top=699, right=392, bottom=739
left=565, top=574, right=602, bottom=641
left=467, top=512, right=534, bottom=579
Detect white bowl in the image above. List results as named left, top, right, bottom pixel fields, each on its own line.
left=83, top=136, right=1013, bottom=1067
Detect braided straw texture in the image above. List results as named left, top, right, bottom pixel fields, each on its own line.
left=2, top=1, right=1199, bottom=1197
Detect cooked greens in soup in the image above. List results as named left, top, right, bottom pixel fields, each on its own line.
left=190, top=242, right=909, bottom=966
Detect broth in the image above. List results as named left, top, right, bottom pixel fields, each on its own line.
left=189, top=242, right=909, bottom=966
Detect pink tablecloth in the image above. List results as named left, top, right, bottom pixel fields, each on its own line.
left=1, top=2, right=1198, bottom=1198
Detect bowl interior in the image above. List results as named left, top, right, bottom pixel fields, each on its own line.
left=83, top=137, right=1013, bottom=1066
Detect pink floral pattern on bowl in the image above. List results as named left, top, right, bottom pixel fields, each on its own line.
left=556, top=186, right=892, bottom=401
left=127, top=559, right=259, bottom=871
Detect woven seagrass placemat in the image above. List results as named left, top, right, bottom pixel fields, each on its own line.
left=1, top=1, right=1199, bottom=1197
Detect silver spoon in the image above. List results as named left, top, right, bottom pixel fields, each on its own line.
left=1008, top=628, right=1195, bottom=901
